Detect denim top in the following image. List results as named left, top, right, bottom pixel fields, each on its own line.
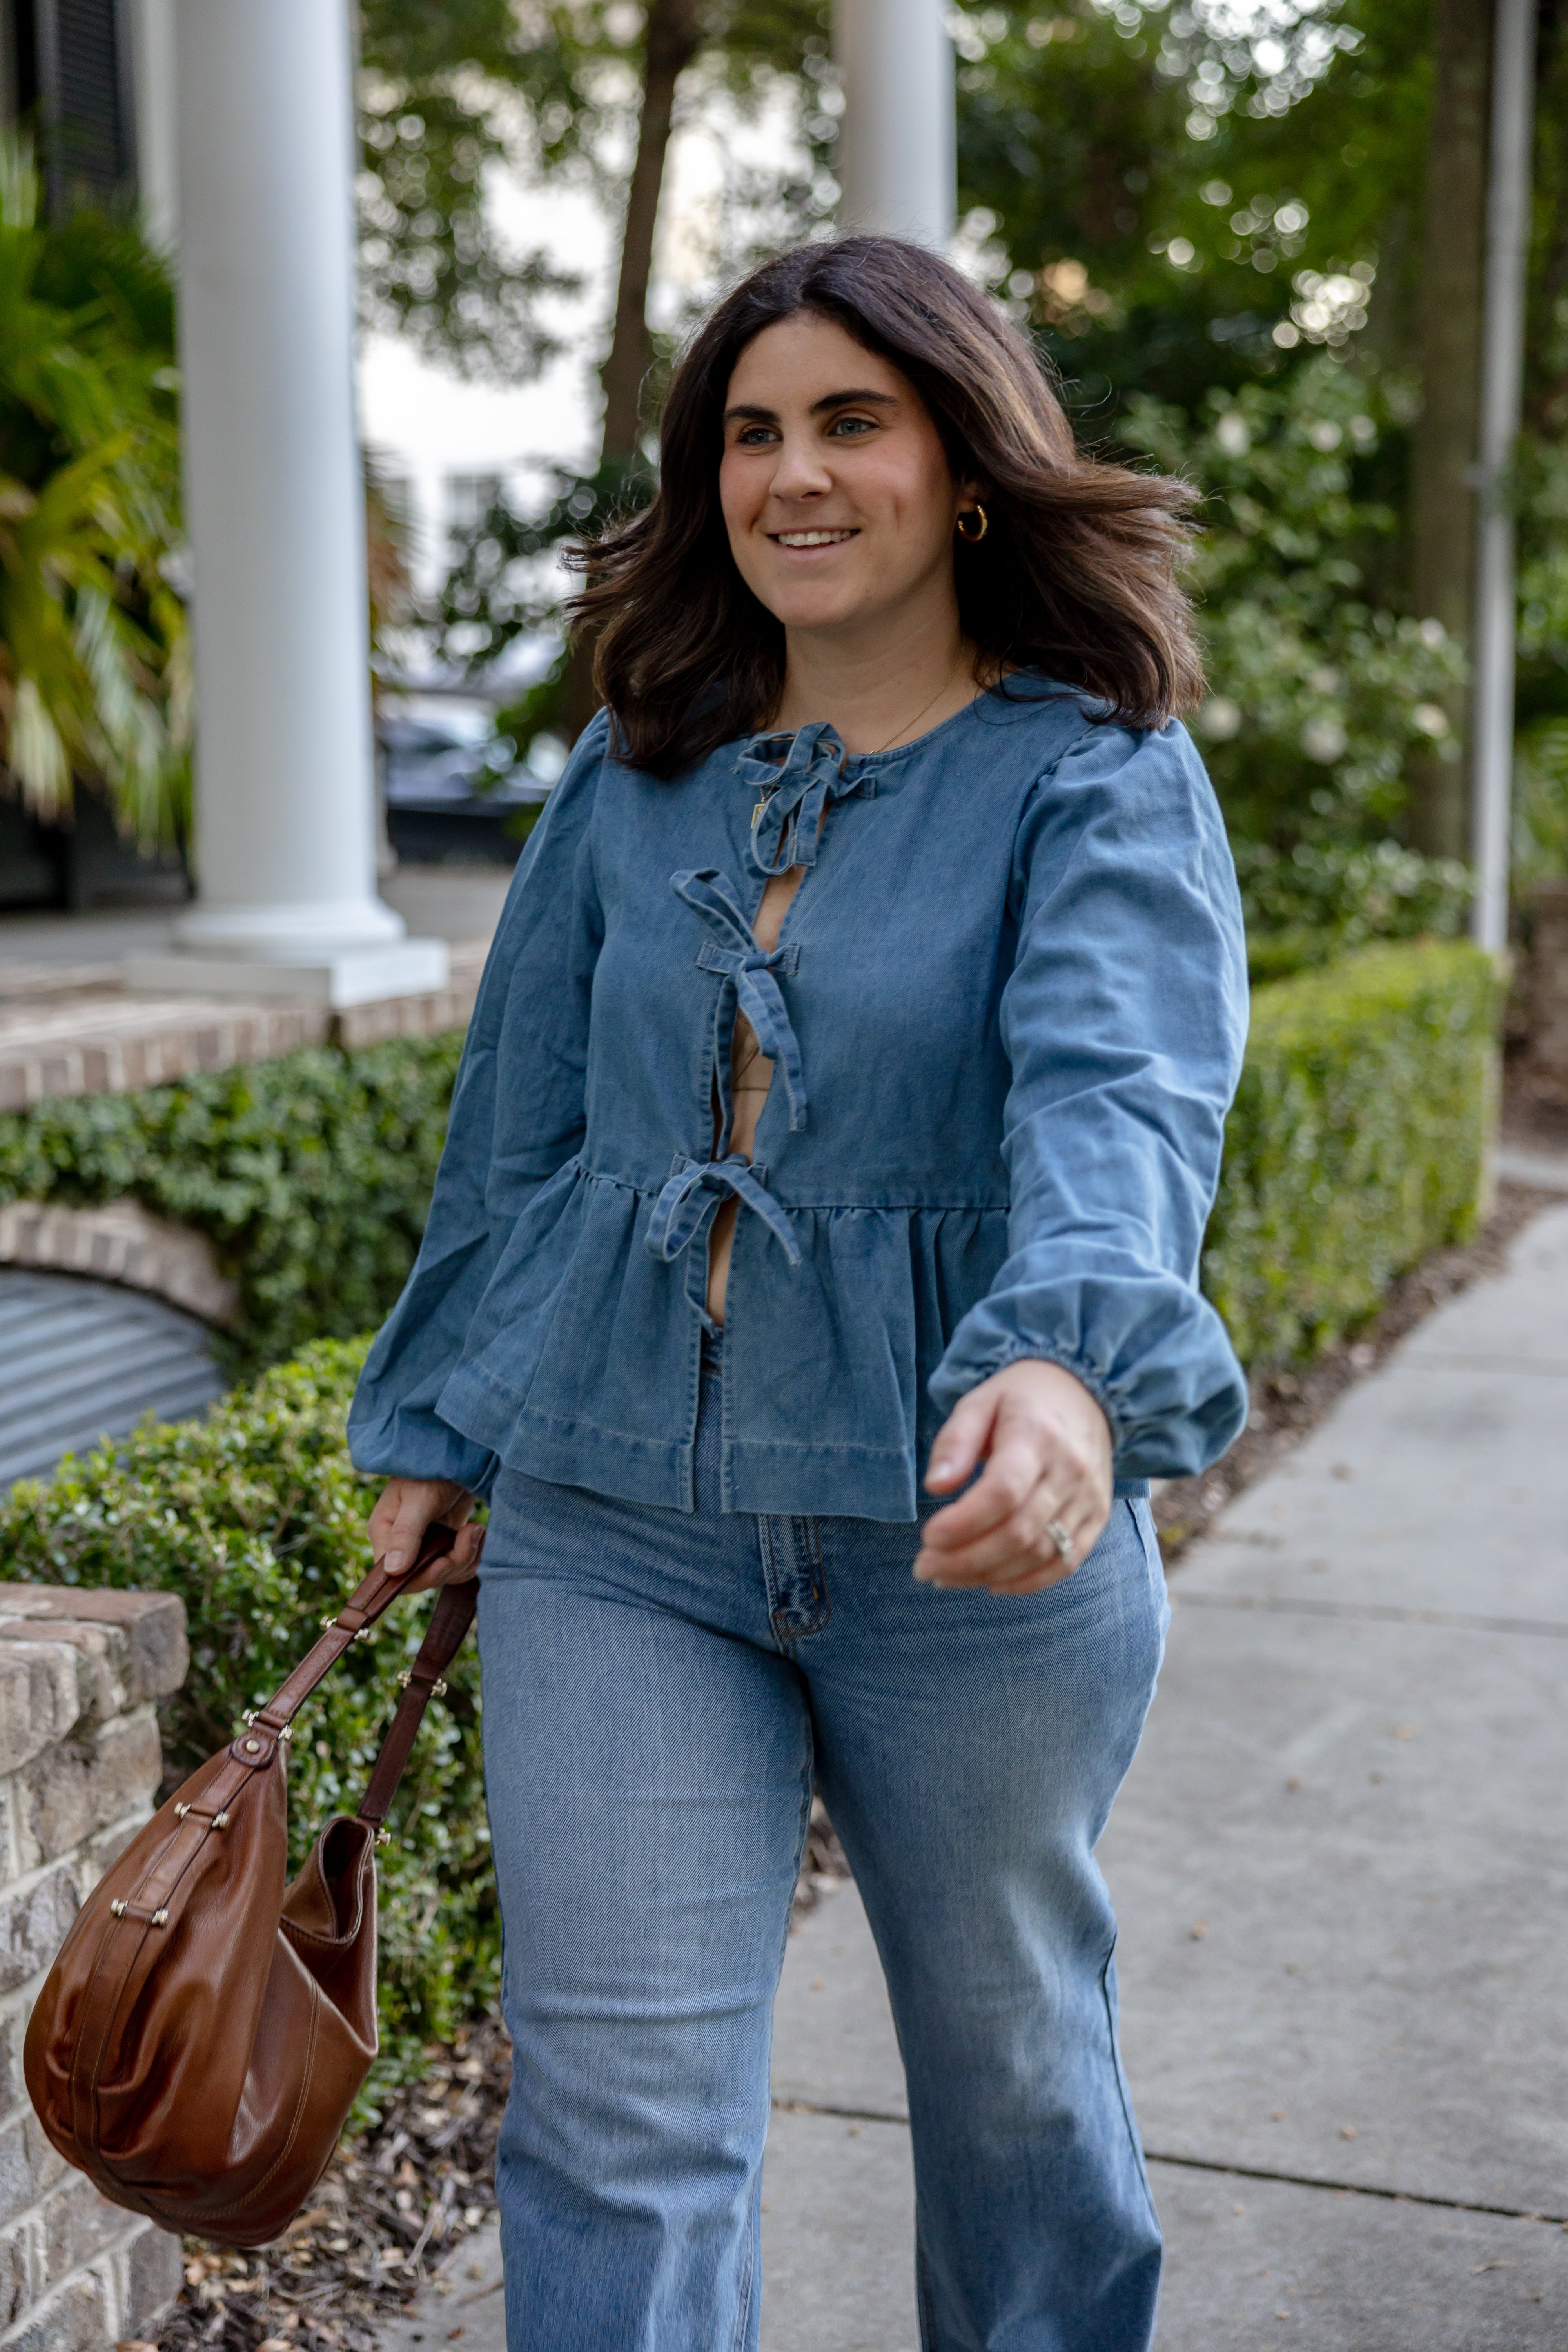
left=348, top=680, right=1250, bottom=1521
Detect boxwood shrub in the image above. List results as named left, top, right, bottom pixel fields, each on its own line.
left=0, top=1337, right=491, bottom=2105
left=1203, top=939, right=1501, bottom=1366
left=0, top=1033, right=465, bottom=1379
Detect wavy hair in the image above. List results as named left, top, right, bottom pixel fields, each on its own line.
left=566, top=236, right=1203, bottom=776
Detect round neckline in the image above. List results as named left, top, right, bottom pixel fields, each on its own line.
left=837, top=689, right=992, bottom=771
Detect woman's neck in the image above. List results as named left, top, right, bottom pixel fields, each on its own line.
left=771, top=612, right=982, bottom=754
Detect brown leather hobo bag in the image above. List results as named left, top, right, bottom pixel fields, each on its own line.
left=24, top=1528, right=476, bottom=2248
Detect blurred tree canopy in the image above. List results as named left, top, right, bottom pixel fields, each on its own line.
left=372, top=0, right=1568, bottom=912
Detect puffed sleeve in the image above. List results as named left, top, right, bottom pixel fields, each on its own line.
left=347, top=709, right=611, bottom=1495
left=928, top=719, right=1250, bottom=1477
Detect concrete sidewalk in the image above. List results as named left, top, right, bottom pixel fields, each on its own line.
left=760, top=1200, right=1568, bottom=2350
left=386, top=1199, right=1568, bottom=2350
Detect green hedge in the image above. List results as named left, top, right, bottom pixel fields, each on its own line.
left=0, top=1034, right=464, bottom=1378
left=1203, top=940, right=1501, bottom=1366
left=0, top=1337, right=490, bottom=2107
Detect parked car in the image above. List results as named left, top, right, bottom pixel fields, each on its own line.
left=377, top=694, right=563, bottom=864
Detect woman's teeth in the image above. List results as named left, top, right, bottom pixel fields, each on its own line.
left=774, top=529, right=857, bottom=547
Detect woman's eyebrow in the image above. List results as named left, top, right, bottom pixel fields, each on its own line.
left=721, top=389, right=899, bottom=426
left=809, top=388, right=898, bottom=415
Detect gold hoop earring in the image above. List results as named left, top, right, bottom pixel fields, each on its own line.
left=956, top=504, right=989, bottom=543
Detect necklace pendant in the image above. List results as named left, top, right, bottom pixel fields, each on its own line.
left=751, top=792, right=772, bottom=831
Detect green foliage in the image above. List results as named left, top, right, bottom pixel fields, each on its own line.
left=1234, top=838, right=1470, bottom=983
left=0, top=133, right=189, bottom=849
left=0, top=1339, right=494, bottom=2100
left=0, top=1034, right=464, bottom=1380
left=1125, top=356, right=1462, bottom=840
left=953, top=0, right=1433, bottom=414
left=1204, top=941, right=1499, bottom=1365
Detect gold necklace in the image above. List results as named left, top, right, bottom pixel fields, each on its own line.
left=867, top=660, right=971, bottom=755
left=751, top=659, right=974, bottom=833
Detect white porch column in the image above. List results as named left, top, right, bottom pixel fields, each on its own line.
left=129, top=0, right=445, bottom=1007
left=832, top=0, right=955, bottom=246
left=1469, top=0, right=1536, bottom=958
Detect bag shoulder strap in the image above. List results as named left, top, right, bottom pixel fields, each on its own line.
left=249, top=1525, right=480, bottom=1831
left=253, top=1524, right=463, bottom=1732
left=356, top=1578, right=478, bottom=1829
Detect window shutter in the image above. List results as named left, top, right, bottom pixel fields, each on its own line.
left=33, top=0, right=135, bottom=214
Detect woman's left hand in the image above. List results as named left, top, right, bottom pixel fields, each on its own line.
left=916, top=1359, right=1113, bottom=1593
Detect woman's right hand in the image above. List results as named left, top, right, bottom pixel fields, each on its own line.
left=367, top=1478, right=483, bottom=1592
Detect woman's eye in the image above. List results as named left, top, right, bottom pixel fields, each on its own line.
left=735, top=426, right=776, bottom=447
left=829, top=415, right=877, bottom=437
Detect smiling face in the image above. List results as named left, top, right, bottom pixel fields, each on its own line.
left=718, top=312, right=979, bottom=644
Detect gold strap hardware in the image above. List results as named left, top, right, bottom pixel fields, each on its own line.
left=110, top=1899, right=169, bottom=1926
left=375, top=1827, right=391, bottom=1847
left=396, top=1670, right=449, bottom=1697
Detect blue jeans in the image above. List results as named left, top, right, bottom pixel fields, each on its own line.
left=477, top=1341, right=1168, bottom=2351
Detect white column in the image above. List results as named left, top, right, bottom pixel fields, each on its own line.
left=128, top=0, right=179, bottom=252
left=129, top=0, right=445, bottom=1008
left=1469, top=0, right=1535, bottom=957
left=832, top=0, right=955, bottom=247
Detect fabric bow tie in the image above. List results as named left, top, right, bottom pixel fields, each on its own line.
left=671, top=869, right=808, bottom=1130
left=737, top=720, right=869, bottom=878
left=645, top=1152, right=802, bottom=1269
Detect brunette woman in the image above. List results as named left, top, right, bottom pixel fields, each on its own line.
left=350, top=236, right=1249, bottom=2352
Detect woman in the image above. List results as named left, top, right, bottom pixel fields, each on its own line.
left=350, top=236, right=1249, bottom=2352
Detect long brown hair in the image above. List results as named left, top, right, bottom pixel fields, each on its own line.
left=566, top=237, right=1203, bottom=776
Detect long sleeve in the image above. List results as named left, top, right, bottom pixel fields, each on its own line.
left=928, top=719, right=1250, bottom=1478
left=348, top=711, right=610, bottom=1495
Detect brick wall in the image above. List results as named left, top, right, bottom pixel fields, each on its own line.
left=0, top=1586, right=189, bottom=2352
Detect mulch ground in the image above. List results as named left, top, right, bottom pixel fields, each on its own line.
left=146, top=1138, right=1566, bottom=2349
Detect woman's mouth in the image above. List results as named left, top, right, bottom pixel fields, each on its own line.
left=770, top=528, right=859, bottom=548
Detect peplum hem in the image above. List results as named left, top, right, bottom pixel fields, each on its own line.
left=430, top=1158, right=1010, bottom=1521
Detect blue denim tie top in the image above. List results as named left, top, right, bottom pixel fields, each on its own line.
left=348, top=680, right=1250, bottom=1520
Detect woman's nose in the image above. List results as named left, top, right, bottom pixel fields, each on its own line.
left=767, top=432, right=833, bottom=502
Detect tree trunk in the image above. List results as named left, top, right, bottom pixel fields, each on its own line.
left=1407, top=0, right=1492, bottom=858
left=563, top=0, right=703, bottom=740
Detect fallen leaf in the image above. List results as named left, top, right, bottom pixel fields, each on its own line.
left=1472, top=2261, right=1509, bottom=2274
left=1393, top=1724, right=1417, bottom=1740
left=1339, top=2124, right=1358, bottom=2140
left=1285, top=1776, right=1303, bottom=1792
left=1191, top=1921, right=1208, bottom=1940
left=1270, top=2109, right=1286, bottom=2121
